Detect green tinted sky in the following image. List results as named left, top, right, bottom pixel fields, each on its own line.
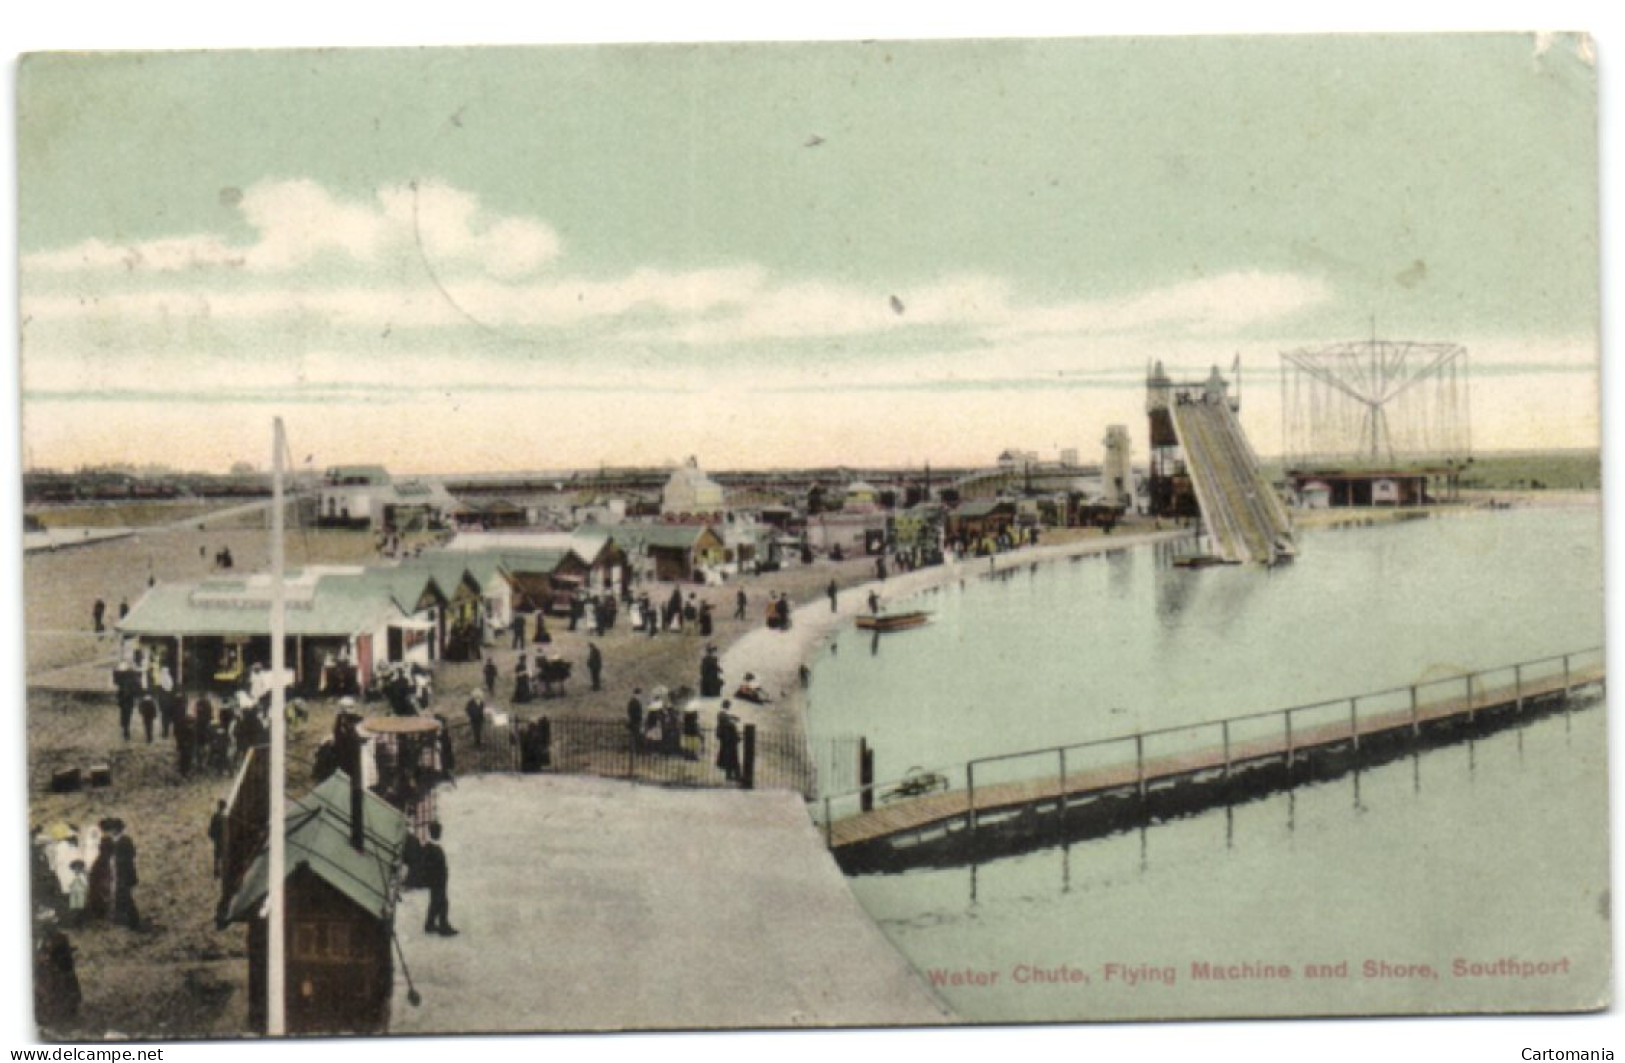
left=18, top=35, right=1599, bottom=471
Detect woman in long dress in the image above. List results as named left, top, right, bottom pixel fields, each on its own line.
left=513, top=655, right=533, bottom=704
left=85, top=833, right=113, bottom=924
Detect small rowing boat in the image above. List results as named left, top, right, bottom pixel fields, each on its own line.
left=855, top=611, right=930, bottom=632
left=1171, top=554, right=1233, bottom=569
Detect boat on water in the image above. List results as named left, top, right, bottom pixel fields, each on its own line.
left=856, top=611, right=931, bottom=632
left=1171, top=554, right=1235, bottom=569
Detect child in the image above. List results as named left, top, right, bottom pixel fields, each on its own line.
left=66, top=860, right=89, bottom=927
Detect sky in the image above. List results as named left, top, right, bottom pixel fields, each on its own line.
left=17, top=33, right=1601, bottom=473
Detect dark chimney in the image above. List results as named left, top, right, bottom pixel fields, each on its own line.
left=340, top=716, right=366, bottom=854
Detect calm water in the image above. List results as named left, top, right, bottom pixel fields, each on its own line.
left=807, top=507, right=1610, bottom=1020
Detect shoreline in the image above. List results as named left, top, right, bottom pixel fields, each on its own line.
left=717, top=526, right=1192, bottom=789
left=719, top=490, right=1603, bottom=802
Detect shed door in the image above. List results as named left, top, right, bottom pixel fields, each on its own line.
left=355, top=634, right=372, bottom=692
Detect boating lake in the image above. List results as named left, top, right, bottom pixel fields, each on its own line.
left=805, top=506, right=1610, bottom=1020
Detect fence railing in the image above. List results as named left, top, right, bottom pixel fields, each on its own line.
left=440, top=713, right=819, bottom=795
left=814, top=646, right=1605, bottom=837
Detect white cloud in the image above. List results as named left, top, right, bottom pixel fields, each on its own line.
left=999, top=271, right=1334, bottom=341
left=21, top=175, right=1333, bottom=361
left=22, top=178, right=564, bottom=279
left=23, top=234, right=248, bottom=272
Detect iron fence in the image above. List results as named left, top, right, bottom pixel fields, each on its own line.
left=439, top=712, right=820, bottom=795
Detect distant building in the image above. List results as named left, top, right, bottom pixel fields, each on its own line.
left=997, top=449, right=1039, bottom=471
left=1287, top=470, right=1432, bottom=508
left=660, top=458, right=726, bottom=518
left=806, top=511, right=890, bottom=557
left=318, top=465, right=392, bottom=527
left=1059, top=448, right=1080, bottom=467
left=947, top=499, right=1017, bottom=543
left=1102, top=425, right=1133, bottom=508
left=893, top=503, right=947, bottom=556
left=444, top=530, right=629, bottom=598
left=623, top=523, right=727, bottom=583
left=318, top=466, right=457, bottom=532
left=841, top=480, right=881, bottom=513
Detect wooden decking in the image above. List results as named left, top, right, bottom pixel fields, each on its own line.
left=826, top=662, right=1604, bottom=851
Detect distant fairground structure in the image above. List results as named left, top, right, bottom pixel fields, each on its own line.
left=1279, top=340, right=1470, bottom=467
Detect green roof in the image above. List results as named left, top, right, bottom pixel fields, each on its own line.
left=954, top=500, right=1011, bottom=518
left=418, top=550, right=508, bottom=588
left=624, top=524, right=721, bottom=550
left=398, top=554, right=480, bottom=595
left=226, top=772, right=408, bottom=923
left=492, top=548, right=576, bottom=575
left=117, top=575, right=404, bottom=638
left=358, top=567, right=446, bottom=613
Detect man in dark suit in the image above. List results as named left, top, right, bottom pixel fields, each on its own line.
left=464, top=690, right=487, bottom=748
left=422, top=822, right=457, bottom=936
left=587, top=643, right=603, bottom=691
left=208, top=800, right=226, bottom=879
left=626, top=689, right=644, bottom=749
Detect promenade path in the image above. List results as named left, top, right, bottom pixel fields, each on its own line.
left=390, top=774, right=951, bottom=1031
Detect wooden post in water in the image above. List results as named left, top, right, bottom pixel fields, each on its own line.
left=1515, top=664, right=1524, bottom=712
left=966, top=762, right=977, bottom=835
left=823, top=796, right=833, bottom=848
left=1410, top=685, right=1420, bottom=737
left=1057, top=748, right=1069, bottom=831
left=1135, top=735, right=1146, bottom=800
left=1349, top=697, right=1360, bottom=752
left=858, top=738, right=874, bottom=813
left=1465, top=673, right=1475, bottom=724
left=1221, top=720, right=1231, bottom=779
left=1564, top=655, right=1573, bottom=732
left=1285, top=710, right=1295, bottom=771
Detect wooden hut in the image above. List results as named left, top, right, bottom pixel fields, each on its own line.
left=226, top=772, right=407, bottom=1036
left=947, top=499, right=1017, bottom=543
left=631, top=524, right=726, bottom=583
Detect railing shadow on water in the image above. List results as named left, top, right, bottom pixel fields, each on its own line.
left=816, top=647, right=1604, bottom=879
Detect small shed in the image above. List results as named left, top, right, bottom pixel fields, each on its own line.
left=632, top=524, right=727, bottom=583
left=805, top=512, right=890, bottom=557
left=947, top=499, right=1017, bottom=543
left=493, top=548, right=591, bottom=615
left=226, top=772, right=407, bottom=1035
left=395, top=555, right=494, bottom=662
left=1286, top=470, right=1430, bottom=508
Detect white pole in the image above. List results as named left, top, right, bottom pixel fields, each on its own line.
left=268, top=418, right=287, bottom=1036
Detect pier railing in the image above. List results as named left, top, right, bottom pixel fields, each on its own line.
left=813, top=646, right=1605, bottom=846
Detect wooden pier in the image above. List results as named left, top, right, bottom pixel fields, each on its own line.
left=821, top=650, right=1604, bottom=861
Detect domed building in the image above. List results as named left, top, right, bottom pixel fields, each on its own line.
left=660, top=457, right=726, bottom=518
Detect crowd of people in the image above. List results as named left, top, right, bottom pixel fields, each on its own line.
left=112, top=649, right=298, bottom=779
left=31, top=815, right=146, bottom=1028
left=33, top=817, right=143, bottom=932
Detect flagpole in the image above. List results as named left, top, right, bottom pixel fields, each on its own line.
left=268, top=417, right=287, bottom=1036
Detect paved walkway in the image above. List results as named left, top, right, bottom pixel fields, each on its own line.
left=390, top=774, right=951, bottom=1032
